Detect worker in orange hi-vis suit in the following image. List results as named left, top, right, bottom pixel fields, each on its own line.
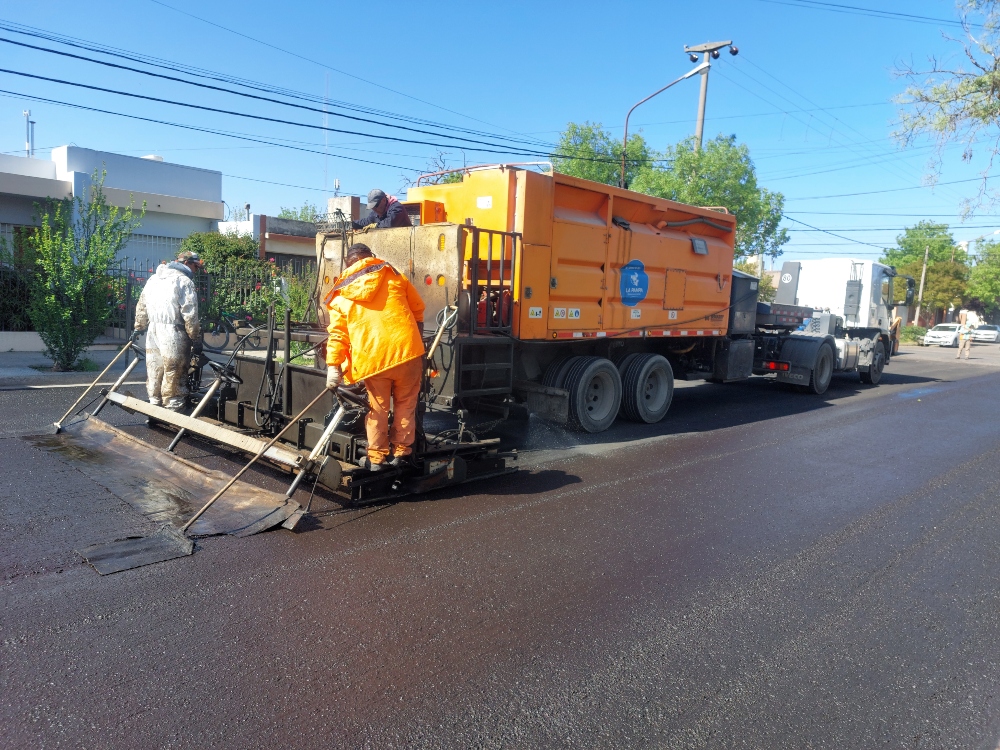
left=324, top=243, right=426, bottom=471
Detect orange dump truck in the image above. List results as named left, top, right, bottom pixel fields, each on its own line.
left=317, top=164, right=897, bottom=433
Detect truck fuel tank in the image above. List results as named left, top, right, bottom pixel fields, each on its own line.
left=836, top=338, right=859, bottom=370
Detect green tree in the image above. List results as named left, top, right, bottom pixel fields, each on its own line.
left=881, top=221, right=966, bottom=267
left=179, top=230, right=260, bottom=271
left=630, top=135, right=788, bottom=260
left=734, top=259, right=776, bottom=302
left=897, top=259, right=969, bottom=318
left=894, top=1, right=1000, bottom=212
left=10, top=172, right=144, bottom=370
left=277, top=201, right=323, bottom=222
left=552, top=121, right=652, bottom=188
left=967, top=238, right=1000, bottom=314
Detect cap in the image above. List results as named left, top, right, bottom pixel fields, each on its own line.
left=366, top=188, right=386, bottom=209
left=177, top=251, right=204, bottom=268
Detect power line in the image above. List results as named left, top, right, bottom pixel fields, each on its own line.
left=0, top=18, right=555, bottom=149
left=145, top=0, right=529, bottom=138
left=787, top=175, right=995, bottom=201
left=752, top=0, right=973, bottom=28
left=0, top=66, right=565, bottom=160
left=0, top=86, right=422, bottom=171
left=783, top=216, right=890, bottom=250
left=0, top=36, right=556, bottom=152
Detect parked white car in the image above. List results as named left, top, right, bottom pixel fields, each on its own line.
left=923, top=324, right=960, bottom=347
left=972, top=324, right=1000, bottom=343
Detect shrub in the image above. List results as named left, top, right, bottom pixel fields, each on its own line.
left=7, top=172, right=143, bottom=370
left=900, top=325, right=927, bottom=343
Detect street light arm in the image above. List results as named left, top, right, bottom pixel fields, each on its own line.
left=620, top=61, right=710, bottom=188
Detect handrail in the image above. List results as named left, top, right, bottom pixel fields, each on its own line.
left=416, top=162, right=554, bottom=186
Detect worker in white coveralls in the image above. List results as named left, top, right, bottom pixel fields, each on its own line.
left=133, top=251, right=204, bottom=411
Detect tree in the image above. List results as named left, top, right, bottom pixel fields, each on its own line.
left=884, top=222, right=969, bottom=321
left=551, top=122, right=652, bottom=188
left=630, top=135, right=789, bottom=260
left=881, top=221, right=966, bottom=267
left=734, top=259, right=776, bottom=302
left=894, top=1, right=1000, bottom=212
left=179, top=230, right=260, bottom=271
left=277, top=201, right=323, bottom=223
left=14, top=172, right=144, bottom=370
left=967, top=238, right=1000, bottom=314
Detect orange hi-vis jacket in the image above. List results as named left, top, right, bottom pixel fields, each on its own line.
left=325, top=256, right=426, bottom=383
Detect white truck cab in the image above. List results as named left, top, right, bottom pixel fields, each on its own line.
left=774, top=259, right=897, bottom=333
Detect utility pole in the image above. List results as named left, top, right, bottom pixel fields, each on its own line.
left=22, top=110, right=30, bottom=157
left=914, top=245, right=929, bottom=327
left=683, top=41, right=738, bottom=150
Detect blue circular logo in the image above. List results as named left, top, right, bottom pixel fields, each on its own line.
left=619, top=260, right=649, bottom=307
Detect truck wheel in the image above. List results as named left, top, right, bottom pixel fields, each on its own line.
left=806, top=343, right=834, bottom=395
left=860, top=340, right=885, bottom=385
left=620, top=353, right=674, bottom=423
left=542, top=356, right=579, bottom=389
left=565, top=356, right=622, bottom=433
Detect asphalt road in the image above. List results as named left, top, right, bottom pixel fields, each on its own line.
left=3, top=343, right=1000, bottom=748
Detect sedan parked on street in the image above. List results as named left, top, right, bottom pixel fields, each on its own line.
left=923, top=324, right=960, bottom=347
left=972, top=324, right=1000, bottom=343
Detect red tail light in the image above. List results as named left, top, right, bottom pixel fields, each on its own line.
left=763, top=360, right=790, bottom=372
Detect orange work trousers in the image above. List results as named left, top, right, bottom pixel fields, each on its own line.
left=364, top=357, right=423, bottom=463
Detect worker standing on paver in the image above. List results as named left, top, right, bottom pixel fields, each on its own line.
left=352, top=188, right=412, bottom=230
left=324, top=243, right=425, bottom=471
left=134, top=251, right=203, bottom=410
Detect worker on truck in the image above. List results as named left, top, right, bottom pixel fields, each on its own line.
left=324, top=243, right=425, bottom=471
left=352, top=188, right=412, bottom=230
left=134, top=251, right=203, bottom=411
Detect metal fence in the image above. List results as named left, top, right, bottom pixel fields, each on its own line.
left=3, top=257, right=318, bottom=336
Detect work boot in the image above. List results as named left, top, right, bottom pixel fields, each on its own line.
left=358, top=456, right=386, bottom=473
left=388, top=454, right=413, bottom=469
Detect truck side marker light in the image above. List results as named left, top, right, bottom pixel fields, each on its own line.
left=437, top=275, right=446, bottom=286
left=763, top=361, right=790, bottom=372
left=424, top=275, right=433, bottom=285
left=438, top=233, right=446, bottom=251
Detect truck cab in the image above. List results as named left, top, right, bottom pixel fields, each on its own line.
left=774, top=259, right=900, bottom=334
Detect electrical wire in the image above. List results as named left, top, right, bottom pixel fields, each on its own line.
left=144, top=0, right=541, bottom=140
left=0, top=36, right=563, bottom=153
left=0, top=67, right=568, bottom=160
left=0, top=17, right=557, bottom=148
left=0, top=86, right=422, bottom=171
left=751, top=0, right=975, bottom=28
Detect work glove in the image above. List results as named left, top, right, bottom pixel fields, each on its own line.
left=191, top=340, right=203, bottom=355
left=131, top=328, right=143, bottom=341
left=326, top=366, right=343, bottom=390
left=417, top=321, right=424, bottom=338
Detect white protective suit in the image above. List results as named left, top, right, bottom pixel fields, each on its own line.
left=134, top=262, right=202, bottom=410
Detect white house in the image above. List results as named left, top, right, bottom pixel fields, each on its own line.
left=0, top=146, right=223, bottom=260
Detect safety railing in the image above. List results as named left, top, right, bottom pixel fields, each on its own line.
left=467, top=227, right=520, bottom=336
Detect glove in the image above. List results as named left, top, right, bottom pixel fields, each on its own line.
left=417, top=321, right=424, bottom=338
left=191, top=340, right=203, bottom=355
left=131, top=328, right=144, bottom=340
left=326, top=366, right=343, bottom=390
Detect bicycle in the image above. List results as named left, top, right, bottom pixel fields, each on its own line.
left=201, top=310, right=264, bottom=352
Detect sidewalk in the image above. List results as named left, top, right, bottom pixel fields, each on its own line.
left=0, top=346, right=147, bottom=389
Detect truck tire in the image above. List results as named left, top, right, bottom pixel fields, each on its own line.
left=619, top=353, right=674, bottom=423
left=806, top=343, right=834, bottom=395
left=564, top=356, right=622, bottom=433
left=860, top=340, right=885, bottom=385
left=542, top=356, right=578, bottom=389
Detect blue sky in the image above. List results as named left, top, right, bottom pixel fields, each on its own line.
left=1, top=0, right=996, bottom=263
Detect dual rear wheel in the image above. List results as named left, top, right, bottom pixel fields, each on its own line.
left=542, top=353, right=675, bottom=433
